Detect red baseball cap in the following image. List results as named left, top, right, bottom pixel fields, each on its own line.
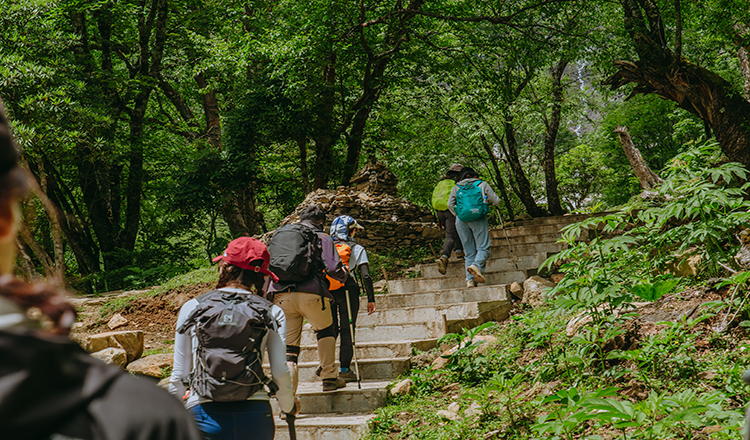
left=212, top=237, right=279, bottom=282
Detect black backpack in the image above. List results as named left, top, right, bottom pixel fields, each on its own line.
left=267, top=223, right=324, bottom=282
left=177, top=290, right=278, bottom=402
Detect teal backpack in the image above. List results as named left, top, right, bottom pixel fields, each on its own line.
left=455, top=180, right=489, bottom=222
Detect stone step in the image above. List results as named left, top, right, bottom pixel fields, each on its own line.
left=388, top=270, right=526, bottom=294
left=302, top=321, right=440, bottom=345
left=290, top=339, right=437, bottom=364
left=419, top=253, right=542, bottom=278
left=301, top=289, right=512, bottom=345
left=270, top=380, right=389, bottom=414
left=449, top=241, right=566, bottom=262
left=369, top=284, right=510, bottom=309
left=273, top=413, right=373, bottom=440
left=490, top=223, right=567, bottom=238
left=506, top=213, right=593, bottom=227
left=356, top=299, right=509, bottom=327
left=290, top=357, right=410, bottom=382
left=486, top=231, right=565, bottom=246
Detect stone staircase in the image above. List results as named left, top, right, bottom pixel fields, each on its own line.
left=269, top=214, right=591, bottom=440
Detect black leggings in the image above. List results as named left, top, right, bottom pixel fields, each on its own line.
left=437, top=209, right=463, bottom=258
left=330, top=278, right=361, bottom=370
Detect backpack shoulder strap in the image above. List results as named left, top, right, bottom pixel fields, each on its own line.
left=176, top=289, right=222, bottom=334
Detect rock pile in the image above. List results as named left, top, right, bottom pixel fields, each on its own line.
left=348, top=159, right=399, bottom=196
left=266, top=161, right=443, bottom=253
left=272, top=188, right=441, bottom=253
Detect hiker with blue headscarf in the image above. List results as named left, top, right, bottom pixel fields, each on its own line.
left=323, top=215, right=376, bottom=382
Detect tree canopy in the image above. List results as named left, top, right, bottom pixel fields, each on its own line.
left=2, top=0, right=749, bottom=292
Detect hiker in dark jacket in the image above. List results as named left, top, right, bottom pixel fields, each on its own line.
left=432, top=164, right=465, bottom=275
left=327, top=215, right=376, bottom=382
left=169, top=237, right=297, bottom=440
left=0, top=99, right=202, bottom=440
left=447, top=167, right=502, bottom=288
left=268, top=205, right=349, bottom=392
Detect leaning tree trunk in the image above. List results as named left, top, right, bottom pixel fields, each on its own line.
left=605, top=0, right=750, bottom=170
left=543, top=58, right=568, bottom=216
left=504, top=121, right=547, bottom=218
left=614, top=126, right=662, bottom=190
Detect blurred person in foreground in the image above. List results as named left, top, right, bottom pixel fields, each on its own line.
left=0, top=99, right=202, bottom=439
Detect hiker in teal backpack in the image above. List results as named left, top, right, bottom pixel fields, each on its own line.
left=447, top=167, right=502, bottom=287
left=431, top=164, right=465, bottom=275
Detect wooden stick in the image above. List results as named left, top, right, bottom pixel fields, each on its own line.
left=381, top=266, right=388, bottom=282
left=428, top=243, right=437, bottom=261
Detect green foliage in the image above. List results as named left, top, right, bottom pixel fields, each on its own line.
left=436, top=322, right=498, bottom=385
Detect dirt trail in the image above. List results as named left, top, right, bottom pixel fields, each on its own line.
left=70, top=282, right=212, bottom=354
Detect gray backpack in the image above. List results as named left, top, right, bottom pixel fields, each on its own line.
left=177, top=290, right=279, bottom=401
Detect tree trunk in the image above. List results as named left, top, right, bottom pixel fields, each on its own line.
left=605, top=0, right=750, bottom=170
left=478, top=132, right=514, bottom=219
left=297, top=137, right=311, bottom=193
left=614, top=126, right=662, bottom=190
left=543, top=59, right=568, bottom=216
left=504, top=121, right=547, bottom=217
left=196, top=73, right=221, bottom=149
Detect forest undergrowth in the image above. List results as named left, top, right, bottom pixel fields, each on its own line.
left=365, top=142, right=750, bottom=440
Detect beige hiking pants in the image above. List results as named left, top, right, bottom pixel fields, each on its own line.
left=274, top=292, right=337, bottom=388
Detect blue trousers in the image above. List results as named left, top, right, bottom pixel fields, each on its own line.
left=455, top=216, right=491, bottom=282
left=191, top=400, right=274, bottom=440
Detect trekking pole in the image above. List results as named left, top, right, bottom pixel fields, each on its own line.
left=286, top=413, right=297, bottom=440
left=344, top=285, right=362, bottom=390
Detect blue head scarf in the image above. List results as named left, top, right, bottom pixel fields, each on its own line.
left=330, top=215, right=363, bottom=243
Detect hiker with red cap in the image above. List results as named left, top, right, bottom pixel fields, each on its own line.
left=267, top=205, right=349, bottom=392
left=0, top=99, right=201, bottom=440
left=432, top=164, right=465, bottom=275
left=169, top=236, right=297, bottom=440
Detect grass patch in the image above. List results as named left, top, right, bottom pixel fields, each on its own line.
left=98, top=266, right=216, bottom=319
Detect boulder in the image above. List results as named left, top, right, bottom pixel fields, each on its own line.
left=430, top=346, right=457, bottom=370
left=522, top=276, right=556, bottom=307
left=390, top=378, right=414, bottom=396
left=437, top=409, right=460, bottom=421
left=126, top=353, right=174, bottom=378
left=464, top=402, right=482, bottom=418
left=86, top=330, right=144, bottom=362
left=550, top=273, right=565, bottom=284
left=90, top=347, right=128, bottom=367
left=665, top=251, right=702, bottom=277
left=509, top=282, right=524, bottom=300
left=107, top=313, right=129, bottom=330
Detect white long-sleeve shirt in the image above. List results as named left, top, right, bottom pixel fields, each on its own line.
left=168, top=287, right=295, bottom=413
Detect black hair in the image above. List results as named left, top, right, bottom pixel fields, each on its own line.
left=459, top=167, right=479, bottom=181
left=299, top=205, right=326, bottom=223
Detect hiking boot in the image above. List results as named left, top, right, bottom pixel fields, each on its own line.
left=455, top=250, right=465, bottom=260
left=322, top=377, right=347, bottom=391
left=314, top=365, right=322, bottom=377
left=436, top=256, right=448, bottom=275
left=467, top=265, right=485, bottom=283
left=339, top=369, right=358, bottom=382
left=466, top=280, right=477, bottom=288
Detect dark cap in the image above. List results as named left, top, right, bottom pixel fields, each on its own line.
left=212, top=237, right=279, bottom=282
left=459, top=167, right=479, bottom=181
